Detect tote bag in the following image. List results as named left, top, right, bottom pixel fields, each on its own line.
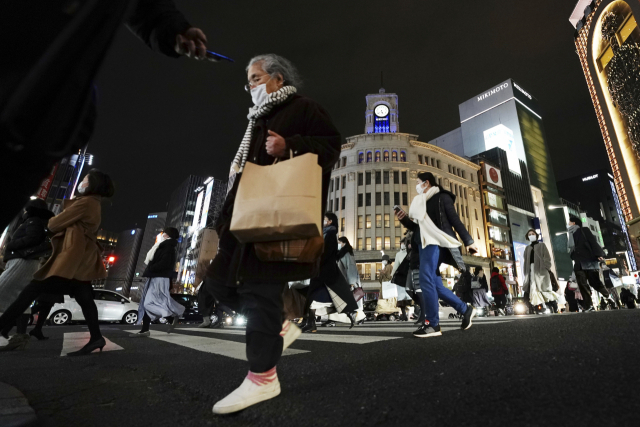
left=381, top=281, right=398, bottom=299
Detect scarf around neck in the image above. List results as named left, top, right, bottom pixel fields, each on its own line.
left=408, top=186, right=461, bottom=250
left=567, top=224, right=581, bottom=253
left=145, top=234, right=169, bottom=265
left=226, top=85, right=298, bottom=195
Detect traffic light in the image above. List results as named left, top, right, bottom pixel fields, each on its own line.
left=108, top=256, right=116, bottom=263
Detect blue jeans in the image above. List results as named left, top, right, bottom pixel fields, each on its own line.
left=419, top=245, right=468, bottom=326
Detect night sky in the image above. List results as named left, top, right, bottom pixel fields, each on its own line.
left=91, top=0, right=608, bottom=233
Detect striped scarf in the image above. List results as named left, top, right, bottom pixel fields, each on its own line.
left=227, top=85, right=297, bottom=195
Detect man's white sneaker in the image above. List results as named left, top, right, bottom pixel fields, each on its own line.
left=212, top=369, right=281, bottom=414
left=281, top=320, right=301, bottom=351
left=198, top=317, right=212, bottom=328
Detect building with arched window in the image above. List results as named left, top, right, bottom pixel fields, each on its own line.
left=570, top=0, right=640, bottom=260
left=329, top=89, right=489, bottom=291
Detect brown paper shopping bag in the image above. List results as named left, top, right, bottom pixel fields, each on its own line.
left=230, top=153, right=322, bottom=243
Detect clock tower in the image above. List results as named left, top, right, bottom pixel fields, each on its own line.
left=365, top=88, right=399, bottom=134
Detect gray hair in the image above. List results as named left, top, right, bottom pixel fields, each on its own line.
left=247, top=54, right=302, bottom=88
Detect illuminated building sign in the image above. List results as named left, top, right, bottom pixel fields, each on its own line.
left=610, top=180, right=637, bottom=271
left=582, top=174, right=598, bottom=182
left=483, top=124, right=521, bottom=175
left=513, top=82, right=532, bottom=100
left=477, top=83, right=509, bottom=102
left=485, top=164, right=503, bottom=188
left=192, top=191, right=204, bottom=229
left=200, top=180, right=213, bottom=229
left=147, top=215, right=158, bottom=219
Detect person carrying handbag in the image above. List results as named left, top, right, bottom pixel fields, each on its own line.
left=337, top=237, right=365, bottom=317
left=567, top=215, right=614, bottom=312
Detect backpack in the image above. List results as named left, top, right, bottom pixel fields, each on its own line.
left=490, top=275, right=502, bottom=293
left=456, top=270, right=472, bottom=293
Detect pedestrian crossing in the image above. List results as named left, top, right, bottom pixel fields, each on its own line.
left=57, top=317, right=526, bottom=359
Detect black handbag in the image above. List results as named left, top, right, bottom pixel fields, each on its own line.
left=14, top=237, right=52, bottom=260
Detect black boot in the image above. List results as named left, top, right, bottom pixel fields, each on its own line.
left=302, top=316, right=317, bottom=333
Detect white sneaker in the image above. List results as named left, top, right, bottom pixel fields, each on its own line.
left=212, top=370, right=281, bottom=414
left=281, top=320, right=301, bottom=351
left=198, top=317, right=212, bottom=328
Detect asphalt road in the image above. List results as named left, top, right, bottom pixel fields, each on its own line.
left=1, top=310, right=639, bottom=427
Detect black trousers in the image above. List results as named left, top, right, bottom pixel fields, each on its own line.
left=204, top=277, right=284, bottom=373
left=0, top=276, right=101, bottom=340
left=494, top=294, right=507, bottom=310
left=575, top=270, right=609, bottom=309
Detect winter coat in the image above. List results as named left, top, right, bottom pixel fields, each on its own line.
left=379, top=264, right=393, bottom=284
left=4, top=210, right=54, bottom=262
left=523, top=242, right=553, bottom=293
left=570, top=226, right=605, bottom=270
left=391, top=249, right=410, bottom=287
left=143, top=239, right=177, bottom=278
left=33, top=196, right=106, bottom=282
left=338, top=251, right=360, bottom=287
left=490, top=272, right=509, bottom=295
left=400, top=186, right=471, bottom=270
left=407, top=232, right=420, bottom=270
left=207, top=94, right=341, bottom=285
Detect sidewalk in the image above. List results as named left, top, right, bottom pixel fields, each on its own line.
left=0, top=382, right=37, bottom=427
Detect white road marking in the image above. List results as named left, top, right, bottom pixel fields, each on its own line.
left=61, top=332, right=123, bottom=356
left=178, top=328, right=402, bottom=344
left=125, top=331, right=308, bottom=360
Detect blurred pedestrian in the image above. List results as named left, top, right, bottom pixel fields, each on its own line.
left=0, top=169, right=114, bottom=355
left=0, top=199, right=54, bottom=349
left=490, top=267, right=509, bottom=316
left=205, top=54, right=342, bottom=414
left=132, top=228, right=185, bottom=337
left=403, top=231, right=425, bottom=324
left=391, top=241, right=412, bottom=321
left=471, top=266, right=490, bottom=309
left=567, top=216, right=613, bottom=312
left=1, top=0, right=214, bottom=228
left=396, top=172, right=477, bottom=338
left=600, top=262, right=621, bottom=309
left=337, top=236, right=364, bottom=321
left=620, top=285, right=638, bottom=309
left=523, top=229, right=559, bottom=312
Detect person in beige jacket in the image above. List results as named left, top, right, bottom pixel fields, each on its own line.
left=0, top=169, right=113, bottom=355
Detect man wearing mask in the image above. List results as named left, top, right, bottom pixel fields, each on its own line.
left=566, top=215, right=612, bottom=311
left=395, top=172, right=478, bottom=338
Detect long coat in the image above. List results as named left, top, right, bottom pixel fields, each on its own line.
left=142, top=239, right=177, bottom=278
left=337, top=251, right=360, bottom=287
left=33, top=196, right=106, bottom=282
left=207, top=94, right=341, bottom=286
left=523, top=242, right=558, bottom=304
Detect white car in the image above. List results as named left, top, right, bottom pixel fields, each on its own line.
left=48, top=289, right=139, bottom=325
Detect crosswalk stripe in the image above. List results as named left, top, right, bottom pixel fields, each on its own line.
left=125, top=331, right=308, bottom=360
left=179, top=328, right=403, bottom=344
left=61, top=332, right=123, bottom=356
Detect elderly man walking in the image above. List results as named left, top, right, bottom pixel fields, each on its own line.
left=203, top=54, right=341, bottom=414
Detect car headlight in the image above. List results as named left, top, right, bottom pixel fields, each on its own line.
left=225, top=317, right=233, bottom=324
left=235, top=316, right=246, bottom=325
left=514, top=303, right=527, bottom=314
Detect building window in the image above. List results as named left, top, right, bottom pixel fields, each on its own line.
left=375, top=171, right=381, bottom=184
left=466, top=206, right=469, bottom=218
left=448, top=165, right=452, bottom=173
left=366, top=193, right=371, bottom=206
left=462, top=171, right=466, bottom=179
left=358, top=193, right=363, bottom=207
left=438, top=177, right=442, bottom=186
left=425, top=156, right=430, bottom=166
left=392, top=151, right=398, bottom=162
left=457, top=168, right=461, bottom=177
left=367, top=151, right=372, bottom=163
left=358, top=152, right=364, bottom=164
left=366, top=238, right=372, bottom=250
left=383, top=171, right=389, bottom=184
left=400, top=151, right=407, bottom=162
left=394, top=192, right=400, bottom=205
left=401, top=172, right=407, bottom=184
left=464, top=188, right=467, bottom=199
left=358, top=238, right=363, bottom=250
left=460, top=205, right=464, bottom=218
left=342, top=176, right=346, bottom=189
left=376, top=192, right=382, bottom=206
left=335, top=177, right=340, bottom=191
left=329, top=200, right=333, bottom=211
left=366, top=171, right=372, bottom=185
left=341, top=196, right=345, bottom=210
left=376, top=237, right=382, bottom=250
left=402, top=192, right=408, bottom=205
left=384, top=214, right=390, bottom=228
left=418, top=155, right=423, bottom=164
left=437, top=160, right=441, bottom=169
left=383, top=151, right=389, bottom=162
left=329, top=180, right=333, bottom=193
left=384, top=237, right=390, bottom=250
left=358, top=215, right=363, bottom=229
left=394, top=216, right=400, bottom=228
left=358, top=173, right=363, bottom=186
left=384, top=192, right=390, bottom=205
left=477, top=228, right=481, bottom=240
left=471, top=174, right=474, bottom=183
left=376, top=214, right=382, bottom=228
left=375, top=151, right=381, bottom=162
left=394, top=237, right=400, bottom=248
left=475, top=209, right=478, bottom=221
left=341, top=157, right=347, bottom=167
left=393, top=171, right=399, bottom=183
left=335, top=160, right=340, bottom=169
left=366, top=215, right=372, bottom=229
left=335, top=198, right=339, bottom=211
left=341, top=217, right=345, bottom=231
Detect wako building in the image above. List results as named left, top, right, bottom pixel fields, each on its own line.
left=329, top=89, right=489, bottom=291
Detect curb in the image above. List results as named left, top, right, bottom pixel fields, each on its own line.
left=0, top=382, right=38, bottom=427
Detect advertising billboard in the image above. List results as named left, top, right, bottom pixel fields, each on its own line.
left=483, top=124, right=520, bottom=175
left=484, top=163, right=503, bottom=188
left=199, top=180, right=213, bottom=229
left=192, top=191, right=204, bottom=229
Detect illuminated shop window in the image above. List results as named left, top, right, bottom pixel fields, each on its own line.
left=367, top=151, right=373, bottom=163
left=358, top=152, right=364, bottom=164
left=392, top=151, right=398, bottom=162
left=400, top=151, right=407, bottom=162
left=375, top=151, right=381, bottom=162
left=384, top=151, right=390, bottom=162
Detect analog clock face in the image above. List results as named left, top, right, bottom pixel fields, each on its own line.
left=374, top=105, right=389, bottom=117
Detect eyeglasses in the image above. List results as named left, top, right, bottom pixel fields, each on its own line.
left=244, top=74, right=272, bottom=92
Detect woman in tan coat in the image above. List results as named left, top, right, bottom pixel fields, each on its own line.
left=0, top=169, right=114, bottom=356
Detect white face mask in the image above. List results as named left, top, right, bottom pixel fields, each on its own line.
left=338, top=243, right=342, bottom=249
left=77, top=182, right=88, bottom=195
left=528, top=234, right=537, bottom=242
left=250, top=83, right=270, bottom=106
left=416, top=182, right=425, bottom=194
left=382, top=260, right=388, bottom=266
left=401, top=244, right=406, bottom=250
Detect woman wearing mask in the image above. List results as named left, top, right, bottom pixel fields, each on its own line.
left=0, top=169, right=114, bottom=355
left=0, top=199, right=54, bottom=350
left=471, top=266, right=490, bottom=310
left=390, top=239, right=412, bottom=321
left=523, top=229, right=559, bottom=311
left=132, top=227, right=185, bottom=336
left=337, top=236, right=364, bottom=317
left=301, top=213, right=358, bottom=333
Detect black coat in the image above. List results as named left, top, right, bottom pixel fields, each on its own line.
left=208, top=95, right=341, bottom=285
left=400, top=187, right=473, bottom=271
left=570, top=226, right=605, bottom=265
left=143, top=239, right=178, bottom=278
left=4, top=211, right=54, bottom=262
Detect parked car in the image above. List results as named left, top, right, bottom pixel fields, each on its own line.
left=48, top=289, right=139, bottom=325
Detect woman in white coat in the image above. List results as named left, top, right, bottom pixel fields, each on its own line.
left=523, top=229, right=559, bottom=310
